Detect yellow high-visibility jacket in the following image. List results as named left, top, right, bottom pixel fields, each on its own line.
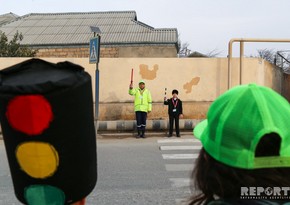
left=129, top=88, right=152, bottom=112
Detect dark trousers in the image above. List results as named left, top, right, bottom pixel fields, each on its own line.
left=136, top=111, right=147, bottom=135
left=169, top=115, right=180, bottom=135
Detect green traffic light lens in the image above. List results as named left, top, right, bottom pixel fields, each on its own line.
left=25, top=185, right=65, bottom=205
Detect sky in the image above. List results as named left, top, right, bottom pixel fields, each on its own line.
left=1, top=0, right=290, bottom=57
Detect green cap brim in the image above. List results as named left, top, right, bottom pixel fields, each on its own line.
left=193, top=120, right=208, bottom=140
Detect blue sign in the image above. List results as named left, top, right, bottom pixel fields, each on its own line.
left=89, top=37, right=100, bottom=64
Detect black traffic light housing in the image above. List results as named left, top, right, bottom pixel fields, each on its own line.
left=0, top=58, right=97, bottom=204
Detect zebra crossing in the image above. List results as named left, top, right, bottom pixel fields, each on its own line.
left=157, top=137, right=202, bottom=204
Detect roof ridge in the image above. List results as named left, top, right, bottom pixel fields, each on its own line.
left=155, top=28, right=178, bottom=31
left=131, top=19, right=178, bottom=32
left=132, top=20, right=154, bottom=30
left=0, top=12, right=19, bottom=18
left=23, top=10, right=137, bottom=16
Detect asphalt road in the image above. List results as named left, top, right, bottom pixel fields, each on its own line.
left=0, top=132, right=201, bottom=205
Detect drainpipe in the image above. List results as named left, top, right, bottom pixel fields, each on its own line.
left=240, top=41, right=244, bottom=85
left=228, top=38, right=290, bottom=89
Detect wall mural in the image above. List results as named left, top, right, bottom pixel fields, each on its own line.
left=183, top=77, right=200, bottom=93
left=139, top=64, right=158, bottom=80
left=138, top=63, right=200, bottom=94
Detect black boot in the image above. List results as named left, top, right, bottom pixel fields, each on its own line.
left=141, top=130, right=145, bottom=138
left=136, top=130, right=141, bottom=138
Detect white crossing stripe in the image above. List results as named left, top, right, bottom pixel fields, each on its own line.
left=169, top=178, right=191, bottom=188
left=165, top=164, right=194, bottom=172
left=158, top=139, right=200, bottom=143
left=157, top=137, right=200, bottom=203
left=176, top=198, right=190, bottom=205
left=160, top=145, right=202, bottom=151
left=162, top=153, right=199, bottom=159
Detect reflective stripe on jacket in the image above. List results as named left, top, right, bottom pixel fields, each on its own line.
left=129, top=88, right=152, bottom=112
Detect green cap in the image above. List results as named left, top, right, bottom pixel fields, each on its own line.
left=193, top=84, right=290, bottom=169
left=139, top=80, right=145, bottom=84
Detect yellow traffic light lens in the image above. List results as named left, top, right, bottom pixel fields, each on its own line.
left=16, top=142, right=59, bottom=179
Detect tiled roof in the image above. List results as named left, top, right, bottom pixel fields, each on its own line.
left=0, top=11, right=178, bottom=47
left=0, top=12, right=19, bottom=26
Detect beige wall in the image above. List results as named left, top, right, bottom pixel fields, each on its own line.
left=0, top=57, right=284, bottom=120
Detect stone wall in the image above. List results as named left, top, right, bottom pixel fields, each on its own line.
left=35, top=45, right=177, bottom=58
left=36, top=47, right=119, bottom=58
left=118, top=45, right=177, bottom=58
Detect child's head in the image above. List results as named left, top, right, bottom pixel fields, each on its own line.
left=193, top=83, right=290, bottom=169
left=172, top=89, right=178, bottom=98
left=189, top=83, right=290, bottom=204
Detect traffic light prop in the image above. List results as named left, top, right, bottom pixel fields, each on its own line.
left=0, top=58, right=97, bottom=204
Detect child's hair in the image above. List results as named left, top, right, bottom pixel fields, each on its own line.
left=188, top=133, right=290, bottom=205
left=172, top=89, right=178, bottom=95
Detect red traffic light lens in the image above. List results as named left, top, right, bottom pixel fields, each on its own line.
left=6, top=95, right=53, bottom=135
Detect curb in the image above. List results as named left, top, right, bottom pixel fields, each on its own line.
left=95, top=119, right=202, bottom=132
left=96, top=131, right=194, bottom=139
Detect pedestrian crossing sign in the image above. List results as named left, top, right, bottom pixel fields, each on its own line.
left=89, top=36, right=100, bottom=64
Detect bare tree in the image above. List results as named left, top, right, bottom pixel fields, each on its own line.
left=252, top=48, right=290, bottom=73
left=177, top=40, right=222, bottom=58
left=256, top=48, right=276, bottom=64
left=275, top=50, right=290, bottom=73
left=178, top=42, right=191, bottom=57
left=205, top=49, right=223, bottom=57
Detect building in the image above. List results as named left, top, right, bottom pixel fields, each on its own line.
left=0, top=11, right=179, bottom=58
left=0, top=12, right=18, bottom=26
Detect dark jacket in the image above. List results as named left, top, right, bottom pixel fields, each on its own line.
left=164, top=98, right=183, bottom=116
